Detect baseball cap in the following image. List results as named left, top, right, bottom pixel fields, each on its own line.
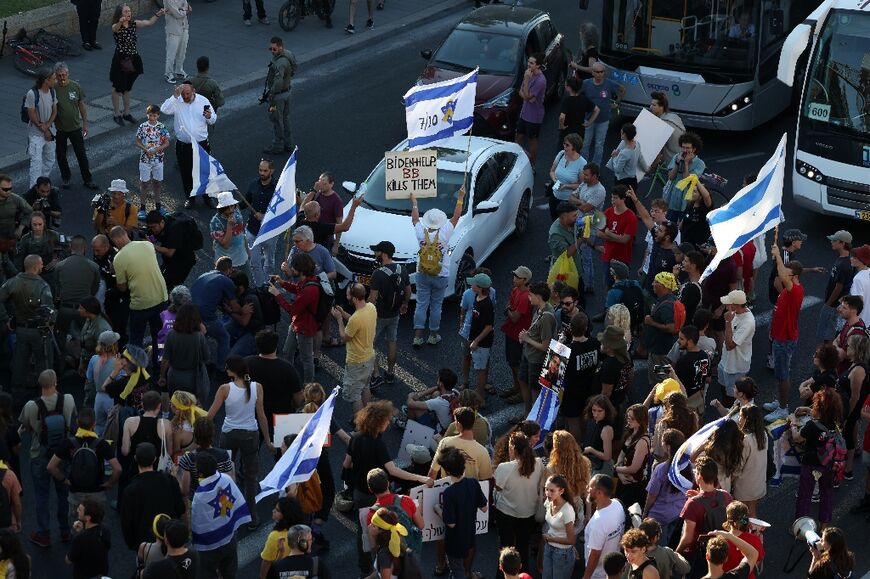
left=720, top=289, right=747, bottom=305
left=467, top=273, right=492, bottom=289
left=369, top=241, right=396, bottom=257
left=610, top=260, right=629, bottom=279
left=853, top=245, right=870, bottom=266
left=827, top=230, right=853, bottom=244
left=511, top=266, right=532, bottom=280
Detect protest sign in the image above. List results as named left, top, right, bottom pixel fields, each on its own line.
left=538, top=339, right=571, bottom=395
left=273, top=414, right=331, bottom=448
left=385, top=149, right=438, bottom=199
left=396, top=419, right=436, bottom=466
left=421, top=480, right=489, bottom=542
left=633, top=108, right=675, bottom=180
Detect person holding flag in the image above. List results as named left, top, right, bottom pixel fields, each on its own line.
left=210, top=192, right=251, bottom=283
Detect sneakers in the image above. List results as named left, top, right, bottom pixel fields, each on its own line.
left=766, top=354, right=775, bottom=370
left=369, top=375, right=384, bottom=392
left=345, top=24, right=355, bottom=34
left=413, top=336, right=425, bottom=348
left=383, top=371, right=395, bottom=384
left=762, top=400, right=780, bottom=412
left=29, top=532, right=50, bottom=548
left=165, top=73, right=176, bottom=84
left=844, top=471, right=854, bottom=481
left=764, top=407, right=788, bottom=422
left=366, top=18, right=374, bottom=29
left=258, top=16, right=270, bottom=24
left=137, top=208, right=147, bottom=221
left=244, top=18, right=252, bottom=26
left=427, top=334, right=442, bottom=345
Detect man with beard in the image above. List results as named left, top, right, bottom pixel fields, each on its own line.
left=367, top=241, right=410, bottom=389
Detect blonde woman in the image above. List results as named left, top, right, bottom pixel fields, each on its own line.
left=547, top=430, right=591, bottom=514
left=605, top=303, right=632, bottom=345
left=169, top=390, right=206, bottom=455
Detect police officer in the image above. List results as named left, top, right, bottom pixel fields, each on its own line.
left=54, top=235, right=100, bottom=343
left=0, top=254, right=55, bottom=406
left=263, top=37, right=297, bottom=155
left=91, top=233, right=129, bottom=343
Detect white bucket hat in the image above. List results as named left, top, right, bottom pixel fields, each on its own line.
left=421, top=208, right=447, bottom=230
left=215, top=191, right=238, bottom=209
left=108, top=179, right=129, bottom=193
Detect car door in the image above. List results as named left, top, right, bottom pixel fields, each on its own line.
left=471, top=151, right=518, bottom=259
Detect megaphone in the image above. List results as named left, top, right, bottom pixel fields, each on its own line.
left=591, top=210, right=607, bottom=231
left=791, top=517, right=821, bottom=549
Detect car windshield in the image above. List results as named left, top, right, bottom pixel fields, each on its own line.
left=361, top=148, right=469, bottom=215
left=801, top=10, right=870, bottom=139
left=432, top=29, right=520, bottom=75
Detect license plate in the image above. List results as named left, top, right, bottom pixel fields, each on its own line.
left=856, top=210, right=870, bottom=221
left=354, top=274, right=372, bottom=286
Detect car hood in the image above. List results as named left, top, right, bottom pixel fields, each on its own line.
left=421, top=66, right=514, bottom=103
left=339, top=205, right=420, bottom=260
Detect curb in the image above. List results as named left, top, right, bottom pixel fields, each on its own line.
left=0, top=0, right=467, bottom=174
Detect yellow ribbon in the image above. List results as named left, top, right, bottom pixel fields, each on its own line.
left=582, top=215, right=592, bottom=239
left=371, top=511, right=408, bottom=558
left=0, top=461, right=8, bottom=471
left=170, top=392, right=208, bottom=426
left=120, top=350, right=150, bottom=400
left=678, top=174, right=700, bottom=200
left=0, top=559, right=8, bottom=579
left=75, top=428, right=98, bottom=439
left=152, top=513, right=170, bottom=540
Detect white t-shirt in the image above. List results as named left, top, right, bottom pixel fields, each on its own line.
left=583, top=499, right=626, bottom=579
left=494, top=458, right=544, bottom=519
left=720, top=310, right=756, bottom=374
left=851, top=269, right=870, bottom=326
left=544, top=499, right=576, bottom=549
left=414, top=221, right=454, bottom=278
left=24, top=87, right=58, bottom=138
left=424, top=390, right=458, bottom=432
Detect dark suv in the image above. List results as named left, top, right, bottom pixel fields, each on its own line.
left=417, top=5, right=570, bottom=140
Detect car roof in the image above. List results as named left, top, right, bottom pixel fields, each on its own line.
left=456, top=5, right=546, bottom=35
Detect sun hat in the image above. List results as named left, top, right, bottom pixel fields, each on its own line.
left=108, top=179, right=129, bottom=193
left=421, top=208, right=447, bottom=230
left=215, top=191, right=238, bottom=209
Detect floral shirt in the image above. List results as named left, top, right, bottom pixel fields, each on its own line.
left=136, top=121, right=170, bottom=165
left=209, top=209, right=248, bottom=266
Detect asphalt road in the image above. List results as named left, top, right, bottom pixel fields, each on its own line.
left=1, top=0, right=868, bottom=577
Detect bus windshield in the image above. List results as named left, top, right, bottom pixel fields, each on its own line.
left=802, top=10, right=870, bottom=139
left=601, top=0, right=766, bottom=76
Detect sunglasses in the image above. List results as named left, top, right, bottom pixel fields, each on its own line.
left=0, top=187, right=11, bottom=192
left=561, top=300, right=575, bottom=307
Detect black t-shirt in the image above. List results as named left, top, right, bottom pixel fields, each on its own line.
left=376, top=548, right=424, bottom=579
left=239, top=289, right=265, bottom=334
left=598, top=354, right=633, bottom=406
left=245, top=355, right=301, bottom=419
left=348, top=432, right=390, bottom=490
left=679, top=281, right=702, bottom=324
left=809, top=368, right=838, bottom=395
left=268, top=554, right=331, bottom=579
left=298, top=219, right=337, bottom=248
left=143, top=550, right=199, bottom=579
left=681, top=203, right=712, bottom=247
left=825, top=255, right=854, bottom=302
left=370, top=262, right=409, bottom=318
left=575, top=46, right=599, bottom=81
left=54, top=436, right=114, bottom=492
left=722, top=560, right=751, bottom=579
left=158, top=217, right=193, bottom=262
left=674, top=349, right=711, bottom=398
left=560, top=93, right=595, bottom=133
left=702, top=257, right=737, bottom=310
left=469, top=295, right=495, bottom=348
left=645, top=244, right=677, bottom=292
left=245, top=178, right=277, bottom=235
left=68, top=524, right=111, bottom=579
left=442, top=477, right=487, bottom=558
left=561, top=338, right=600, bottom=417
left=799, top=420, right=827, bottom=466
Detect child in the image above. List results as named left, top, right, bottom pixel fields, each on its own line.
left=602, top=551, right=627, bottom=579
left=434, top=446, right=488, bottom=579
left=67, top=499, right=111, bottom=579
left=499, top=546, right=533, bottom=579
left=134, top=104, right=170, bottom=217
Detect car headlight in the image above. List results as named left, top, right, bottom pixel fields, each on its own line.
left=796, top=159, right=826, bottom=184
left=715, top=92, right=753, bottom=116
left=483, top=88, right=513, bottom=108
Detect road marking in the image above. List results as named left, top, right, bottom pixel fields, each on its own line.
left=711, top=152, right=768, bottom=164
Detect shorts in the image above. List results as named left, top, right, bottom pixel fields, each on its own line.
left=504, top=337, right=522, bottom=370
left=470, top=346, right=491, bottom=371
left=519, top=355, right=543, bottom=388
left=139, top=161, right=164, bottom=182
left=516, top=118, right=541, bottom=139
left=341, top=357, right=375, bottom=403
left=687, top=388, right=706, bottom=416
left=374, top=315, right=399, bottom=343
left=772, top=339, right=797, bottom=381
left=717, top=365, right=744, bottom=397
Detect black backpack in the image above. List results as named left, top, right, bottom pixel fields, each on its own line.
left=618, top=282, right=646, bottom=331
left=168, top=212, right=204, bottom=251
left=696, top=489, right=729, bottom=534
left=0, top=470, right=11, bottom=528
left=68, top=437, right=102, bottom=490
left=36, top=397, right=68, bottom=457
left=256, top=285, right=282, bottom=326
left=376, top=264, right=405, bottom=314
left=305, top=273, right=335, bottom=323
left=21, top=87, right=55, bottom=124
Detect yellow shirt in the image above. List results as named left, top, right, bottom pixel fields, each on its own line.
left=430, top=435, right=494, bottom=481
left=345, top=302, right=377, bottom=364
left=92, top=202, right=139, bottom=235
left=260, top=529, right=289, bottom=561
left=113, top=240, right=168, bottom=310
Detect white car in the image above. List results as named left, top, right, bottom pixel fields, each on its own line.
left=337, top=136, right=534, bottom=298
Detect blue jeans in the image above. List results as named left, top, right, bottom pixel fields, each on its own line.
left=580, top=235, right=598, bottom=291
left=220, top=429, right=260, bottom=524
left=203, top=317, right=231, bottom=370
left=543, top=542, right=575, bottom=579
left=581, top=121, right=608, bottom=166
left=225, top=318, right=257, bottom=357
left=414, top=273, right=449, bottom=332
left=772, top=338, right=798, bottom=381
left=815, top=303, right=838, bottom=342
left=245, top=229, right=278, bottom=287
left=31, top=455, right=70, bottom=537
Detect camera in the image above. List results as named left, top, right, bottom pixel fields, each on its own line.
left=34, top=197, right=51, bottom=211
left=653, top=364, right=671, bottom=376
left=29, top=305, right=56, bottom=329
left=91, top=192, right=112, bottom=214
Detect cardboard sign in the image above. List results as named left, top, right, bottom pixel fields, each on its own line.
left=273, top=413, right=331, bottom=448
left=385, top=149, right=438, bottom=199
left=421, top=479, right=489, bottom=542
left=633, top=108, right=675, bottom=180
left=396, top=419, right=436, bottom=466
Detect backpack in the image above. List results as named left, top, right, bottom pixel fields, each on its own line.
left=305, top=272, right=335, bottom=324
left=694, top=489, right=728, bottom=535
left=168, top=212, right=204, bottom=251
left=0, top=471, right=11, bottom=529
left=296, top=470, right=323, bottom=515
left=672, top=299, right=686, bottom=332
left=36, top=397, right=68, bottom=457
left=618, top=283, right=646, bottom=331
left=418, top=229, right=443, bottom=276
left=376, top=264, right=405, bottom=315
left=371, top=494, right=423, bottom=554
left=20, top=87, right=55, bottom=124
left=68, top=437, right=102, bottom=490
left=256, top=285, right=282, bottom=326
left=815, top=421, right=847, bottom=484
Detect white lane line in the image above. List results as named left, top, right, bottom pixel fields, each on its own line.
left=711, top=152, right=768, bottom=164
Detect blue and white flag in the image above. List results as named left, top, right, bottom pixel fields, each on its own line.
left=257, top=386, right=339, bottom=502
left=190, top=142, right=237, bottom=197
left=403, top=68, right=478, bottom=150
left=700, top=133, right=787, bottom=282
left=191, top=472, right=251, bottom=550
left=251, top=148, right=298, bottom=249
left=668, top=415, right=729, bottom=492
left=527, top=386, right=559, bottom=449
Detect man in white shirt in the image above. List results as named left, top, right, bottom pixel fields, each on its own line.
left=160, top=82, right=216, bottom=208
left=583, top=474, right=626, bottom=579
left=717, top=289, right=756, bottom=401
left=571, top=162, right=606, bottom=292
left=850, top=245, right=870, bottom=326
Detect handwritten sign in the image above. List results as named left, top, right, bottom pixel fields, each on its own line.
left=421, top=479, right=489, bottom=542
left=385, top=150, right=438, bottom=200
left=396, top=419, right=436, bottom=466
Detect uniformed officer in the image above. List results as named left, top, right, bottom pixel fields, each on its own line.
left=91, top=233, right=129, bottom=343
left=0, top=254, right=55, bottom=406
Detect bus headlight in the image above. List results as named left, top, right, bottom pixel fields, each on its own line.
left=715, top=92, right=753, bottom=116
left=796, top=160, right=826, bottom=184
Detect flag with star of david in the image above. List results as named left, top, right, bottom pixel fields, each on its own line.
left=403, top=67, right=478, bottom=150
left=251, top=147, right=298, bottom=249
left=190, top=141, right=238, bottom=197
left=191, top=472, right=251, bottom=550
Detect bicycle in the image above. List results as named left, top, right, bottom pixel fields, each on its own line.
left=278, top=0, right=335, bottom=31
left=8, top=38, right=59, bottom=76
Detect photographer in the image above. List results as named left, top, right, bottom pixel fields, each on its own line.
left=91, top=234, right=129, bottom=342
left=23, top=176, right=63, bottom=230
left=807, top=527, right=854, bottom=579
left=92, top=179, right=139, bottom=237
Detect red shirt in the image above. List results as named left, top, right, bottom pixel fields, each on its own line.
left=836, top=320, right=867, bottom=374
left=500, top=287, right=532, bottom=341
left=863, top=394, right=870, bottom=453
left=365, top=493, right=417, bottom=525
left=724, top=530, right=764, bottom=579
left=733, top=241, right=755, bottom=294
left=678, top=489, right=733, bottom=553
left=274, top=277, right=320, bottom=336
left=602, top=207, right=638, bottom=264
left=770, top=283, right=804, bottom=341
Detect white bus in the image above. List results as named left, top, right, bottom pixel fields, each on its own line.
left=599, top=0, right=816, bottom=130
left=778, top=0, right=870, bottom=221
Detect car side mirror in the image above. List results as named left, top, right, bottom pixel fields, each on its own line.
left=342, top=181, right=358, bottom=194
left=474, top=200, right=499, bottom=214
left=421, top=49, right=433, bottom=60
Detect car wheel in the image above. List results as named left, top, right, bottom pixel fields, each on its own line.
left=452, top=252, right=476, bottom=299
left=513, top=189, right=531, bottom=237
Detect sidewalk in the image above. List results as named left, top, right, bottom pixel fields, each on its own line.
left=0, top=0, right=468, bottom=173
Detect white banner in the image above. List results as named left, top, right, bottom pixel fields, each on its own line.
left=385, top=150, right=438, bottom=200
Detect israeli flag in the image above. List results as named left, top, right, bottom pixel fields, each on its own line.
left=403, top=68, right=478, bottom=150
left=251, top=148, right=298, bottom=249
left=191, top=472, right=251, bottom=550
left=527, top=386, right=559, bottom=448
left=257, top=386, right=338, bottom=502
left=190, top=142, right=237, bottom=197
left=700, top=133, right=787, bottom=282
left=668, top=415, right=729, bottom=492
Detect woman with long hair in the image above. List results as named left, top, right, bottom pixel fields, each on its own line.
left=839, top=334, right=869, bottom=479
left=652, top=391, right=697, bottom=460
left=77, top=296, right=112, bottom=399
left=720, top=501, right=765, bottom=579
left=161, top=303, right=210, bottom=400
left=731, top=405, right=768, bottom=517
left=643, top=428, right=687, bottom=547
left=0, top=529, right=30, bottom=579
left=581, top=395, right=615, bottom=475
left=177, top=416, right=234, bottom=498
left=808, top=527, right=855, bottom=579
left=259, top=496, right=307, bottom=579
left=169, top=390, right=206, bottom=456
left=494, top=432, right=544, bottom=577
left=793, top=343, right=840, bottom=404
left=86, top=331, right=122, bottom=436
left=548, top=430, right=591, bottom=508
left=571, top=22, right=600, bottom=80
left=542, top=475, right=576, bottom=579
left=207, top=355, right=273, bottom=529
left=712, top=376, right=758, bottom=418
left=698, top=419, right=744, bottom=492
left=494, top=420, right=541, bottom=466
left=371, top=507, right=424, bottom=579
left=604, top=303, right=632, bottom=345
left=110, top=4, right=164, bottom=124
left=615, top=404, right=651, bottom=509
